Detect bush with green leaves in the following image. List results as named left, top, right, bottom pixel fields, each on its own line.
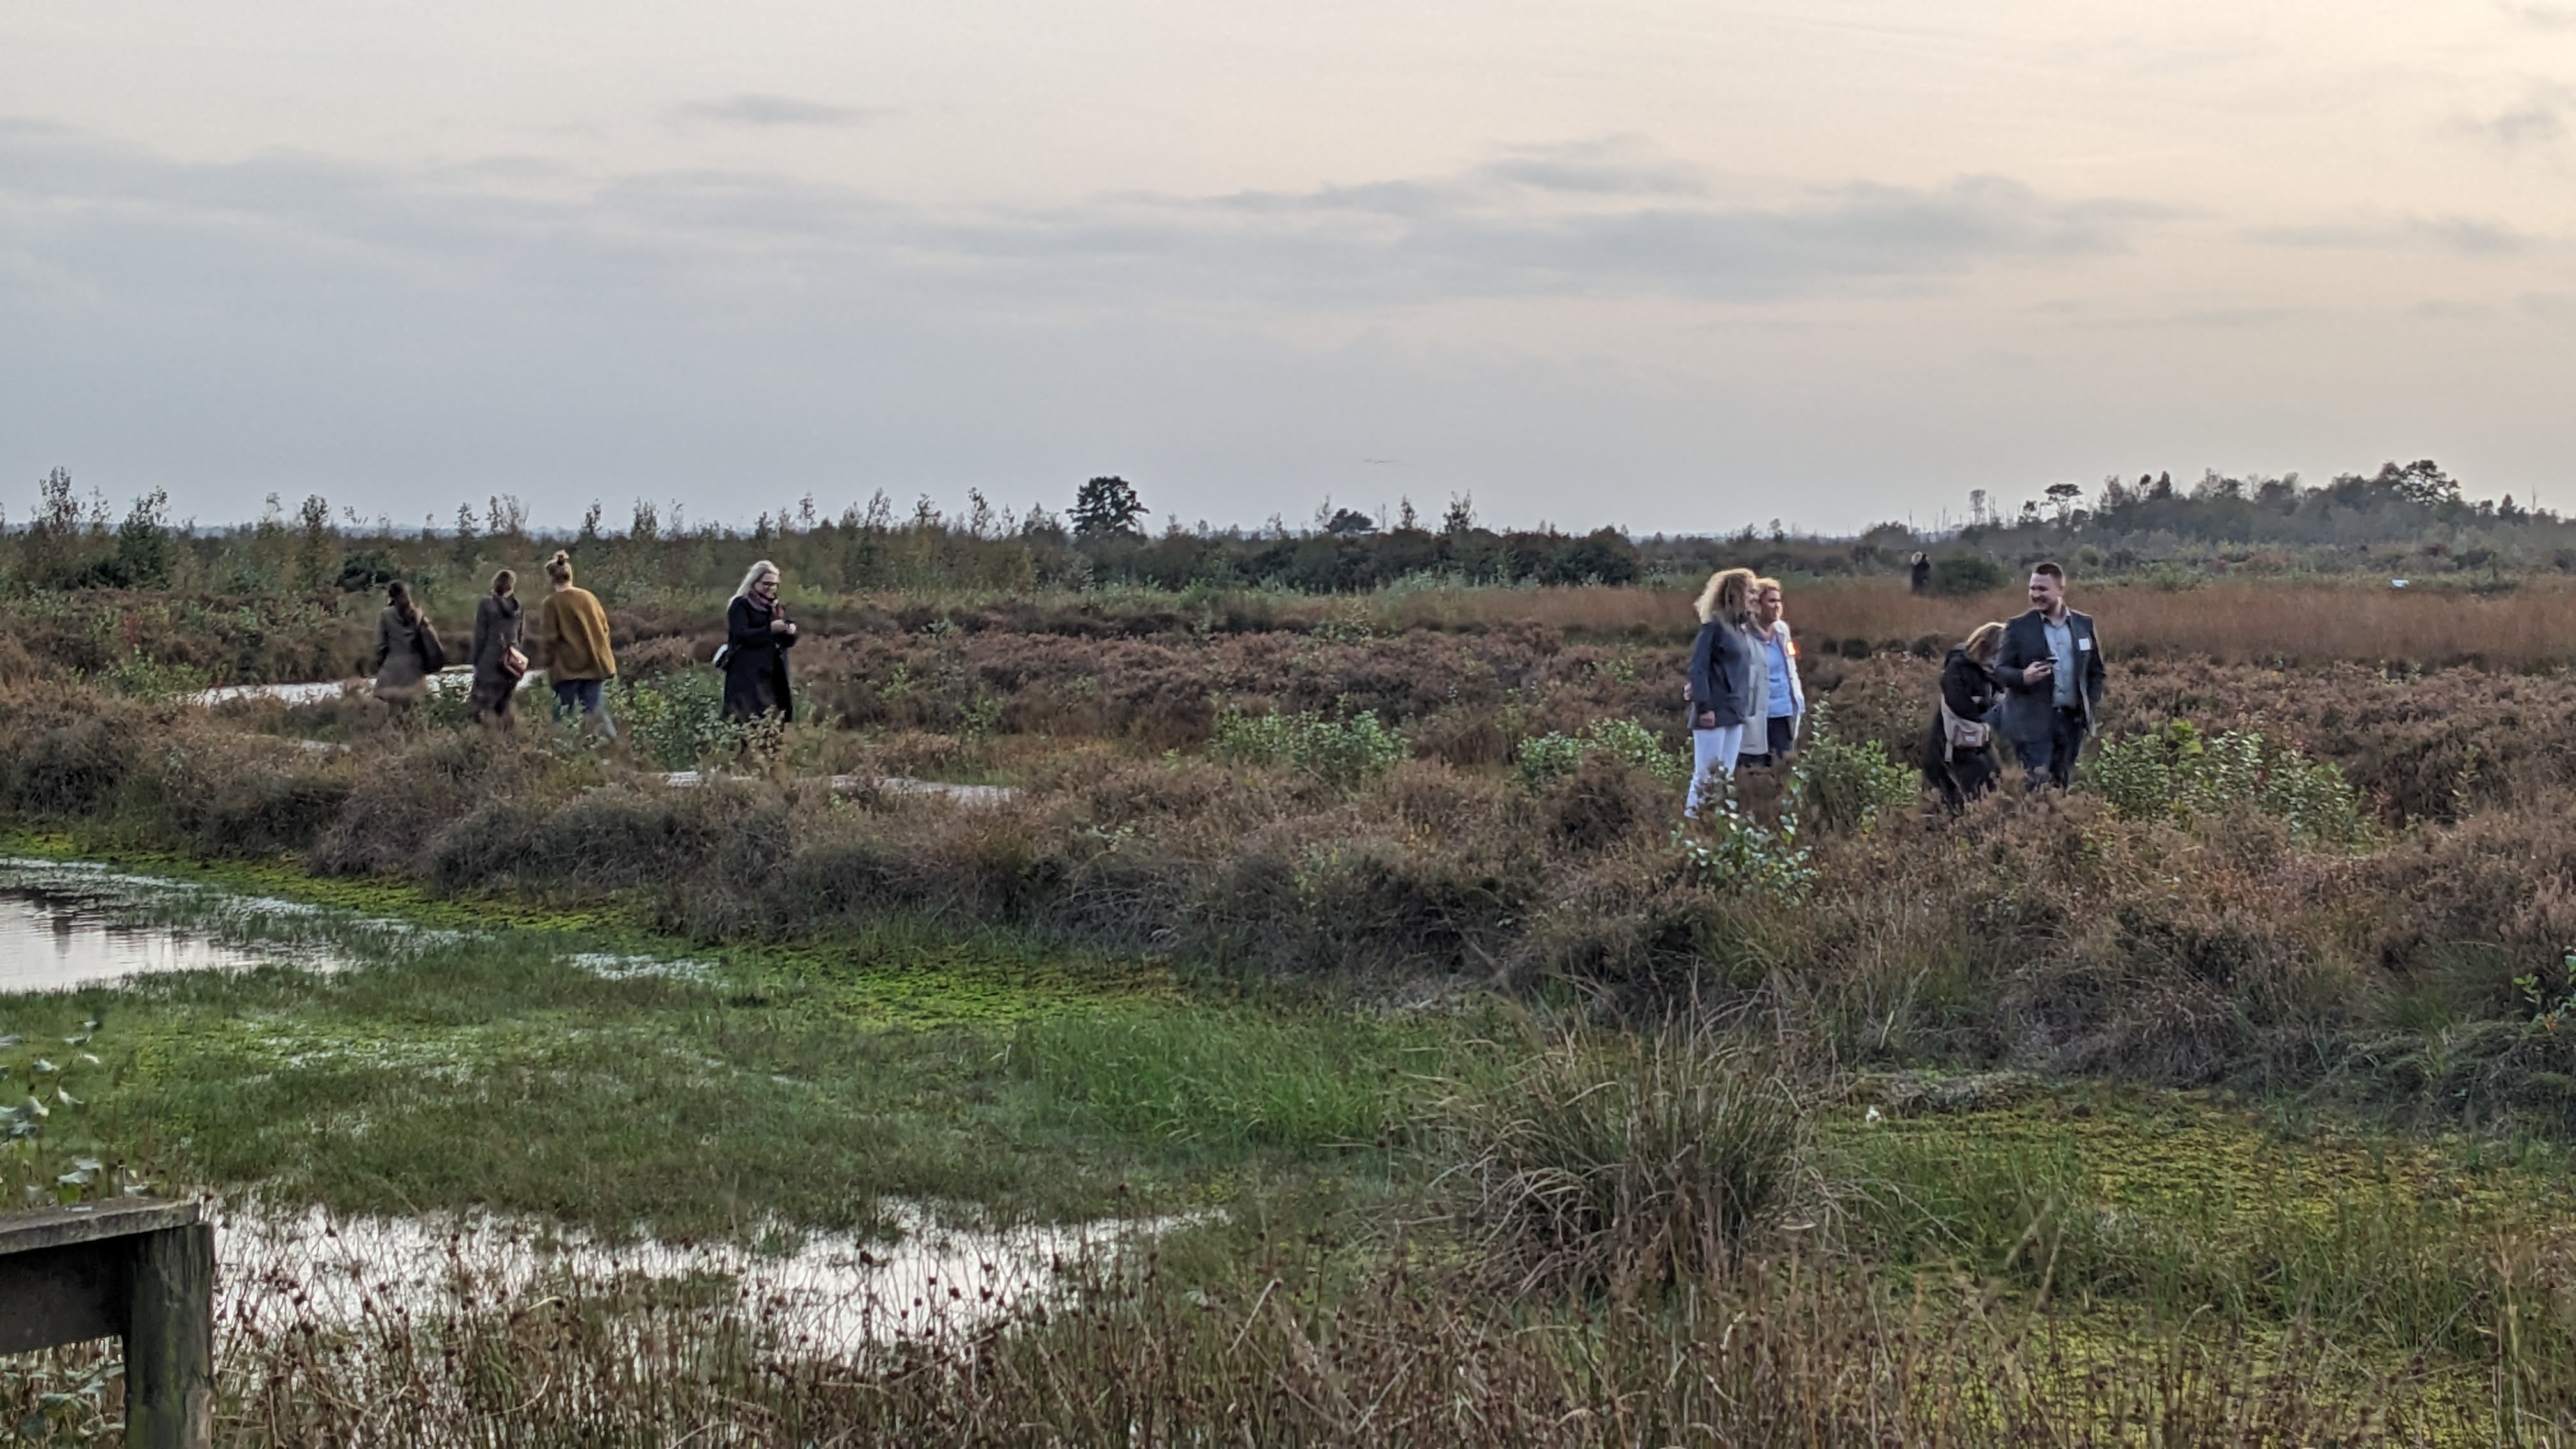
left=2087, top=719, right=2366, bottom=847
left=606, top=668, right=753, bottom=770
left=1790, top=703, right=1918, bottom=835
left=1211, top=705, right=1407, bottom=786
left=1515, top=716, right=1690, bottom=788
left=1673, top=779, right=1817, bottom=898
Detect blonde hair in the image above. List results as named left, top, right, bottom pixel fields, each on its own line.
left=733, top=559, right=780, bottom=602
left=1964, top=621, right=2006, bottom=663
left=1694, top=568, right=1757, bottom=625
left=1754, top=576, right=1782, bottom=597
left=544, top=549, right=573, bottom=586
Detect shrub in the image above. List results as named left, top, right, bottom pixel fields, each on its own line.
left=1673, top=781, right=1817, bottom=898
left=1790, top=703, right=1918, bottom=835
left=2089, top=720, right=2366, bottom=847
left=606, top=669, right=749, bottom=771
left=1515, top=717, right=1689, bottom=788
left=1927, top=554, right=2009, bottom=597
left=1442, top=1025, right=1806, bottom=1292
left=1211, top=706, right=1407, bottom=786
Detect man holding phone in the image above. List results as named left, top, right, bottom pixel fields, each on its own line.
left=1993, top=561, right=2104, bottom=790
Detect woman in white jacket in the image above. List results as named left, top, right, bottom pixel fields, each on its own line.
left=1737, top=576, right=1806, bottom=769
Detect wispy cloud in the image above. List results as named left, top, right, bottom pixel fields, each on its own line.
left=2246, top=213, right=2543, bottom=255
left=671, top=94, right=882, bottom=128
left=2455, top=85, right=2574, bottom=151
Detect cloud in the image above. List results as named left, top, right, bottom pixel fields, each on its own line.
left=671, top=95, right=882, bottom=128
left=2246, top=213, right=2543, bottom=255
left=2503, top=3, right=2576, bottom=28
left=2456, top=86, right=2574, bottom=151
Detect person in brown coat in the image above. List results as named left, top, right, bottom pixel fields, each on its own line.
left=371, top=580, right=443, bottom=708
left=535, top=549, right=617, bottom=737
left=468, top=569, right=526, bottom=730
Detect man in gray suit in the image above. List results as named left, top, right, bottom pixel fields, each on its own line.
left=1993, top=561, right=2104, bottom=790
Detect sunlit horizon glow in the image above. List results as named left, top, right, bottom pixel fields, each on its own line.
left=4, top=1, right=2573, bottom=534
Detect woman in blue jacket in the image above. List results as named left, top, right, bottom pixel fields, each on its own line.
left=1684, top=567, right=1762, bottom=818
left=721, top=560, right=799, bottom=723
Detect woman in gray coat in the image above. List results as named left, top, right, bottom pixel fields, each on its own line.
left=1683, top=567, right=1763, bottom=818
left=371, top=580, right=443, bottom=708
left=468, top=569, right=525, bottom=730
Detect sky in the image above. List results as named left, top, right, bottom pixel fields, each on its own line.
left=4, top=1, right=2574, bottom=535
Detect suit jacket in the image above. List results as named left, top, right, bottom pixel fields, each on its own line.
left=1993, top=607, right=2104, bottom=744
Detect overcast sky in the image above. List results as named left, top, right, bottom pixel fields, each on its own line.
left=5, top=1, right=2573, bottom=535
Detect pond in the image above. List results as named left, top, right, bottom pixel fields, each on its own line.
left=0, top=887, right=280, bottom=993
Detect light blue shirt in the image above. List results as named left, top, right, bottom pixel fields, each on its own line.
left=1763, top=632, right=1795, bottom=718
left=2043, top=613, right=2078, bottom=709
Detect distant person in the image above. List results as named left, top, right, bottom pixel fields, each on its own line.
left=1737, top=578, right=1807, bottom=770
left=1909, top=552, right=1931, bottom=595
left=720, top=559, right=799, bottom=724
left=1995, top=562, right=2104, bottom=790
left=467, top=568, right=526, bottom=732
left=370, top=579, right=443, bottom=709
left=535, top=549, right=618, bottom=738
left=1683, top=567, right=1762, bottom=818
left=1923, top=621, right=2007, bottom=808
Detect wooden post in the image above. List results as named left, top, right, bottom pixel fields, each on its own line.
left=0, top=1199, right=212, bottom=1449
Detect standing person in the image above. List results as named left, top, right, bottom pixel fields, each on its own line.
left=1995, top=562, right=2104, bottom=790
left=720, top=559, right=799, bottom=724
left=371, top=580, right=443, bottom=709
left=1683, top=567, right=1762, bottom=819
left=535, top=549, right=618, bottom=738
left=1922, top=622, right=2007, bottom=808
left=1736, top=577, right=1807, bottom=770
left=1909, top=552, right=1931, bottom=595
left=467, top=569, right=526, bottom=732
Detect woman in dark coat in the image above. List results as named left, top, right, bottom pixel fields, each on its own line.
left=1923, top=621, right=2007, bottom=808
left=721, top=559, right=799, bottom=724
left=468, top=569, right=525, bottom=730
left=371, top=580, right=441, bottom=708
left=1683, top=567, right=1763, bottom=818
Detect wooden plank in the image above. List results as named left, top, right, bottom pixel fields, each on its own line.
left=0, top=1200, right=201, bottom=1257
left=0, top=1238, right=123, bottom=1354
left=126, top=1222, right=214, bottom=1449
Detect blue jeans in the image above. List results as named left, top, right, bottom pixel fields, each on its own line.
left=552, top=678, right=615, bottom=738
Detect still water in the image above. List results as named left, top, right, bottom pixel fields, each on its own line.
left=0, top=888, right=276, bottom=992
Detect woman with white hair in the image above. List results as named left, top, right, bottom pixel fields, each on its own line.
left=1683, top=567, right=1762, bottom=818
left=721, top=558, right=799, bottom=723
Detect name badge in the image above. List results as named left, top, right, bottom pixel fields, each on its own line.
left=2078, top=638, right=2092, bottom=652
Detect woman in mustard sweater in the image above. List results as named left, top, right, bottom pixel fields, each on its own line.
left=535, top=549, right=618, bottom=738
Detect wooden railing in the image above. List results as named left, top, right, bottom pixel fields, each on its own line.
left=0, top=1199, right=211, bottom=1448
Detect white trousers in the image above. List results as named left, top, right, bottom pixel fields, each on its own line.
left=1685, top=724, right=1745, bottom=817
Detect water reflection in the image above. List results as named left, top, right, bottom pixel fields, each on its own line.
left=0, top=889, right=275, bottom=992
left=220, top=1200, right=1206, bottom=1351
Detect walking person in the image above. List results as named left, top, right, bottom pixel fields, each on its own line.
left=371, top=579, right=444, bottom=710
left=535, top=549, right=618, bottom=738
left=1922, top=622, right=2007, bottom=808
left=1736, top=576, right=1807, bottom=770
left=467, top=569, right=527, bottom=732
left=720, top=559, right=799, bottom=724
left=1683, top=567, right=1763, bottom=818
left=1995, top=562, right=2104, bottom=790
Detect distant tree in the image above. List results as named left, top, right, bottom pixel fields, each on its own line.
left=2383, top=459, right=2460, bottom=509
left=109, top=487, right=174, bottom=588
left=1070, top=476, right=1146, bottom=540
left=1441, top=493, right=1477, bottom=536
left=2045, top=482, right=2083, bottom=523
left=1323, top=507, right=1377, bottom=537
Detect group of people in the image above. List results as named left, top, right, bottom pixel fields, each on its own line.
left=367, top=552, right=803, bottom=735
left=1682, top=561, right=2106, bottom=815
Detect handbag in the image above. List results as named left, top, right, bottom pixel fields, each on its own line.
left=500, top=644, right=529, bottom=680
left=1938, top=698, right=1991, bottom=762
left=711, top=643, right=733, bottom=670
left=417, top=620, right=447, bottom=674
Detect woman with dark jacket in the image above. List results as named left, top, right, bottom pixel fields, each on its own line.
left=1683, top=567, right=1763, bottom=818
left=721, top=559, right=799, bottom=723
left=1923, top=621, right=2007, bottom=808
left=371, top=580, right=441, bottom=708
left=468, top=569, right=525, bottom=730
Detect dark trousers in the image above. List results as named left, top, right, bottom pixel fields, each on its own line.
left=2013, top=708, right=2088, bottom=790
left=552, top=677, right=617, bottom=738
left=1736, top=714, right=1798, bottom=769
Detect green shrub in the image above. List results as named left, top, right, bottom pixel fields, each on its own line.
left=1791, top=703, right=1918, bottom=835
left=606, top=669, right=751, bottom=770
left=1674, top=781, right=1816, bottom=898
left=1927, top=554, right=2009, bottom=597
left=2088, top=720, right=2366, bottom=847
left=95, top=648, right=209, bottom=702
left=1211, top=705, right=1407, bottom=786
left=1515, top=716, right=1690, bottom=788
